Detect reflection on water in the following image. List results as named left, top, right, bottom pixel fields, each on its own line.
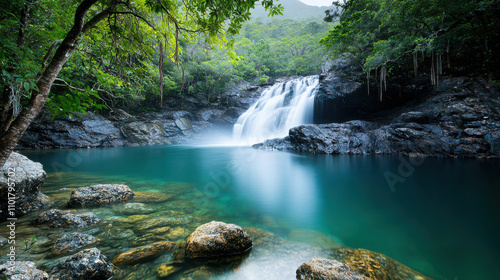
left=0, top=146, right=497, bottom=279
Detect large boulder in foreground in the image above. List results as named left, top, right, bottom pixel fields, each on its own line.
left=68, top=184, right=134, bottom=207
left=0, top=261, right=49, bottom=279
left=49, top=248, right=113, bottom=280
left=330, top=248, right=432, bottom=280
left=0, top=152, right=50, bottom=222
left=34, top=209, right=102, bottom=228
left=296, top=258, right=370, bottom=280
left=185, top=221, right=252, bottom=258
left=52, top=233, right=97, bottom=255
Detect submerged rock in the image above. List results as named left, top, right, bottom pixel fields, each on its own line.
left=52, top=233, right=97, bottom=255
left=112, top=241, right=176, bottom=266
left=156, top=261, right=183, bottom=278
left=0, top=236, right=7, bottom=247
left=329, top=248, right=432, bottom=280
left=68, top=184, right=135, bottom=207
left=185, top=221, right=252, bottom=258
left=49, top=248, right=113, bottom=280
left=34, top=209, right=102, bottom=228
left=296, top=258, right=370, bottom=280
left=0, top=152, right=50, bottom=222
left=133, top=191, right=174, bottom=203
left=114, top=202, right=155, bottom=215
left=0, top=261, right=49, bottom=280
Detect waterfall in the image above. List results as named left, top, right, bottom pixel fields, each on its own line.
left=233, top=76, right=319, bottom=145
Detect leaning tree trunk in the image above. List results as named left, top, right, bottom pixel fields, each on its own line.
left=0, top=0, right=102, bottom=168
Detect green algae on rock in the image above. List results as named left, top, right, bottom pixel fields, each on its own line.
left=68, top=184, right=135, bottom=207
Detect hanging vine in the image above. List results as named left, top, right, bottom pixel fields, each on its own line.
left=379, top=65, right=387, bottom=102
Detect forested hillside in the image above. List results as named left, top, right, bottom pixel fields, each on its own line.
left=251, top=0, right=331, bottom=21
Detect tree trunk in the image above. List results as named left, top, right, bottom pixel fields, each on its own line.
left=159, top=40, right=164, bottom=107
left=0, top=0, right=101, bottom=168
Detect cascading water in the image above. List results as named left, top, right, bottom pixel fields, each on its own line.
left=233, top=76, right=319, bottom=145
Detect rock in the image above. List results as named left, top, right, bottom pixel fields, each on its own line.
left=165, top=227, right=191, bottom=241
left=198, top=109, right=224, bottom=122
left=185, top=221, right=252, bottom=258
left=296, top=258, right=370, bottom=280
left=162, top=120, right=182, bottom=137
left=52, top=233, right=97, bottom=255
left=485, top=129, right=500, bottom=156
left=0, top=261, right=49, bottom=280
left=112, top=241, right=176, bottom=266
left=107, top=109, right=137, bottom=123
left=18, top=112, right=126, bottom=149
left=258, top=78, right=500, bottom=158
left=175, top=118, right=192, bottom=131
left=133, top=192, right=173, bottom=203
left=0, top=152, right=50, bottom=222
left=114, top=202, right=154, bottom=215
left=68, top=184, right=135, bottom=207
left=156, top=261, right=183, bottom=278
left=49, top=248, right=113, bottom=280
left=118, top=215, right=150, bottom=223
left=171, top=111, right=193, bottom=120
left=329, top=248, right=431, bottom=280
left=121, top=121, right=170, bottom=146
left=0, top=236, right=7, bottom=247
left=34, top=209, right=102, bottom=228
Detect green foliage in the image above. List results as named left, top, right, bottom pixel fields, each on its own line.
left=0, top=0, right=285, bottom=117
left=320, top=0, right=500, bottom=80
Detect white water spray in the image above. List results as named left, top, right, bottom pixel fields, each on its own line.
left=233, top=76, right=319, bottom=145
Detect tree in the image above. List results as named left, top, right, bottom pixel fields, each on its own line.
left=0, top=0, right=283, bottom=168
left=320, top=0, right=500, bottom=95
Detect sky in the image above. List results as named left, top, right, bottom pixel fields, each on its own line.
left=298, top=0, right=333, bottom=7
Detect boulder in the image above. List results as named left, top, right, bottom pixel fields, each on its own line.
left=52, top=233, right=97, bottom=255
left=162, top=120, right=182, bottom=137
left=175, top=118, right=192, bottom=131
left=0, top=261, right=49, bottom=280
left=112, top=241, right=176, bottom=266
left=0, top=152, right=50, bottom=222
left=67, top=184, right=135, bottom=207
left=107, top=109, right=137, bottom=123
left=296, top=258, right=370, bottom=280
left=329, top=248, right=432, bottom=280
left=18, top=112, right=126, bottom=149
left=185, top=221, right=252, bottom=258
left=121, top=121, right=170, bottom=146
left=49, top=248, right=113, bottom=280
left=34, top=209, right=102, bottom=228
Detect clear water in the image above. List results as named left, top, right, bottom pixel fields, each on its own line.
left=4, top=146, right=499, bottom=280
left=233, top=76, right=318, bottom=145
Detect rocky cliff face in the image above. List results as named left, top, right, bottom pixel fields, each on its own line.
left=16, top=81, right=272, bottom=150
left=315, top=59, right=434, bottom=124
left=256, top=77, right=500, bottom=157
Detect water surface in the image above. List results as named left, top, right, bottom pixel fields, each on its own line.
left=12, top=146, right=500, bottom=279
